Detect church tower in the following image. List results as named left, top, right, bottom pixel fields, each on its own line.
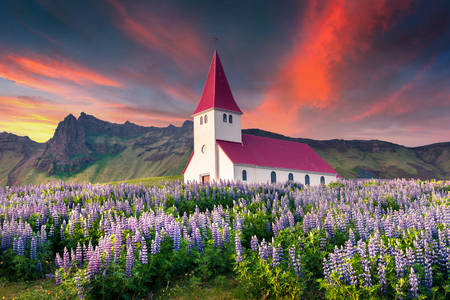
left=186, top=51, right=243, bottom=183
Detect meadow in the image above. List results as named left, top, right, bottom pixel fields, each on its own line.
left=0, top=178, right=448, bottom=299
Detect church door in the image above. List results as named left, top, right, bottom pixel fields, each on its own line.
left=202, top=175, right=210, bottom=184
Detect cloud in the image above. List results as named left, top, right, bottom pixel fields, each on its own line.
left=244, top=0, right=416, bottom=136
left=108, top=0, right=207, bottom=72
left=0, top=53, right=122, bottom=90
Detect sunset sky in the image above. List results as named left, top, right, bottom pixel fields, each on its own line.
left=0, top=0, right=449, bottom=146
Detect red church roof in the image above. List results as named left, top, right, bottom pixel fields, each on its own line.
left=217, top=134, right=338, bottom=175
left=193, top=51, right=242, bottom=115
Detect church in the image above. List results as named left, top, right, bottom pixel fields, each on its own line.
left=183, top=51, right=339, bottom=185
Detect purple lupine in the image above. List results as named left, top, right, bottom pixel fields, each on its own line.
left=250, top=235, right=259, bottom=252
left=173, top=222, right=181, bottom=251
left=17, top=236, right=25, bottom=256
left=194, top=228, right=203, bottom=253
left=223, top=225, right=230, bottom=244
left=289, top=245, right=301, bottom=276
left=74, top=272, right=84, bottom=299
left=235, top=232, right=243, bottom=264
left=323, top=257, right=331, bottom=284
left=409, top=267, right=419, bottom=298
left=438, top=229, right=447, bottom=273
left=140, top=241, right=148, bottom=264
left=125, top=244, right=134, bottom=277
left=394, top=248, right=406, bottom=278
left=76, top=242, right=82, bottom=267
left=212, top=223, right=219, bottom=248
left=349, top=229, right=356, bottom=246
left=272, top=245, right=280, bottom=267
left=30, top=236, right=37, bottom=260
left=259, top=239, right=268, bottom=261
left=347, top=262, right=357, bottom=286
left=377, top=259, right=386, bottom=293
left=55, top=270, right=61, bottom=286
left=320, top=237, right=327, bottom=251
left=63, top=247, right=70, bottom=272
left=360, top=256, right=372, bottom=287
left=424, top=254, right=433, bottom=288
left=88, top=249, right=100, bottom=279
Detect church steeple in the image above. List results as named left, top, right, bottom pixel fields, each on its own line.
left=193, top=51, right=242, bottom=115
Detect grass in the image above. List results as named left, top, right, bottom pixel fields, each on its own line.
left=159, top=275, right=247, bottom=300
left=0, top=278, right=58, bottom=300
left=0, top=275, right=247, bottom=300
left=105, top=174, right=183, bottom=186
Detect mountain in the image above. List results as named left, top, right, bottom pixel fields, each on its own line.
left=1, top=113, right=193, bottom=186
left=243, top=129, right=450, bottom=179
left=1, top=113, right=448, bottom=185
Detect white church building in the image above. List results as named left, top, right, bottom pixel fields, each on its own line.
left=183, top=51, right=339, bottom=185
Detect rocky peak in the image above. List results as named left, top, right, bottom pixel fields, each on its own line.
left=35, top=114, right=91, bottom=174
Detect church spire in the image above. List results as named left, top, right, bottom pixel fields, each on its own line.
left=193, top=51, right=242, bottom=115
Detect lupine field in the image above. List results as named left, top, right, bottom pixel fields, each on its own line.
left=0, top=179, right=448, bottom=299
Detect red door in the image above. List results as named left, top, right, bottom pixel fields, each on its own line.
left=202, top=175, right=210, bottom=184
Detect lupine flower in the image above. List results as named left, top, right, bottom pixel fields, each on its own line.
left=125, top=245, right=134, bottom=277
left=55, top=270, right=61, bottom=285
left=235, top=232, right=243, bottom=264
left=30, top=236, right=37, bottom=260
left=424, top=255, right=433, bottom=288
left=250, top=235, right=259, bottom=252
left=377, top=259, right=386, bottom=293
left=140, top=241, right=148, bottom=264
left=194, top=228, right=203, bottom=253
left=63, top=247, right=70, bottom=272
left=409, top=267, right=419, bottom=298
left=272, top=245, right=280, bottom=267
left=259, top=239, right=268, bottom=261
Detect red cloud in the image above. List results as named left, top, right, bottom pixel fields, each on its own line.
left=245, top=0, right=413, bottom=133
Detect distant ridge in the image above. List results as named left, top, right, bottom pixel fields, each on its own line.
left=0, top=113, right=448, bottom=185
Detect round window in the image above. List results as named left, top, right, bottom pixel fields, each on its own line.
left=201, top=145, right=207, bottom=153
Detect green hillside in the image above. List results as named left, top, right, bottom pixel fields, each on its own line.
left=1, top=113, right=448, bottom=186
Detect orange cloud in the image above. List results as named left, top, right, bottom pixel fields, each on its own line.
left=108, top=0, right=206, bottom=72
left=245, top=0, right=413, bottom=134
left=0, top=53, right=122, bottom=91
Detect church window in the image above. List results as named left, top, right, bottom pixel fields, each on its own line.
left=200, top=116, right=203, bottom=125
left=320, top=176, right=325, bottom=184
left=305, top=175, right=310, bottom=186
left=242, top=170, right=247, bottom=181
left=271, top=171, right=276, bottom=183
left=204, top=114, right=208, bottom=123
left=229, top=114, right=233, bottom=123
left=223, top=113, right=227, bottom=122
left=288, top=173, right=294, bottom=181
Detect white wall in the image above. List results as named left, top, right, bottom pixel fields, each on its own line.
left=185, top=110, right=218, bottom=182
left=217, top=146, right=235, bottom=181
left=185, top=108, right=243, bottom=183
left=234, top=164, right=337, bottom=185
left=214, top=109, right=242, bottom=143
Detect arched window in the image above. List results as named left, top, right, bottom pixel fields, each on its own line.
left=320, top=176, right=325, bottom=184
left=270, top=171, right=276, bottom=183
left=242, top=170, right=247, bottom=181
left=305, top=175, right=310, bottom=186
left=200, top=116, right=203, bottom=125
left=204, top=114, right=208, bottom=123
left=229, top=114, right=233, bottom=123
left=223, top=113, right=227, bottom=122
left=288, top=173, right=294, bottom=181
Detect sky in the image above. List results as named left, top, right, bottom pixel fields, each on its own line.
left=0, top=0, right=449, bottom=146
